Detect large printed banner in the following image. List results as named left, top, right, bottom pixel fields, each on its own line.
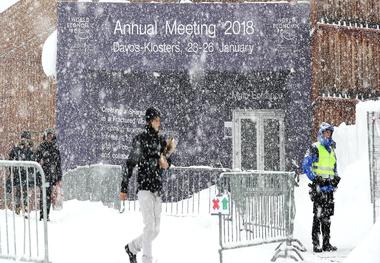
left=57, top=3, right=311, bottom=172
left=58, top=3, right=308, bottom=72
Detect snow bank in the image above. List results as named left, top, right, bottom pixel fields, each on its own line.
left=343, top=221, right=380, bottom=263
left=337, top=100, right=380, bottom=263
left=329, top=101, right=379, bottom=248
left=333, top=99, right=380, bottom=171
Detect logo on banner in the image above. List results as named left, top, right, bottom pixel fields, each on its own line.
left=67, top=16, right=91, bottom=40
left=273, top=17, right=299, bottom=41
left=211, top=194, right=230, bottom=215
left=67, top=16, right=94, bottom=53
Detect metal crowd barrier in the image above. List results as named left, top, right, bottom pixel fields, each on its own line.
left=0, top=160, right=49, bottom=263
left=156, top=166, right=229, bottom=216
left=217, top=171, right=305, bottom=263
left=63, top=164, right=121, bottom=206
left=63, top=164, right=230, bottom=216
left=367, top=111, right=380, bottom=223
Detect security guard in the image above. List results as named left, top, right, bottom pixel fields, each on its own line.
left=303, top=122, right=341, bottom=253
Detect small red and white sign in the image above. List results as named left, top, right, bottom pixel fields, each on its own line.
left=210, top=194, right=230, bottom=215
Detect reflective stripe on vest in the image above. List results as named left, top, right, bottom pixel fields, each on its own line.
left=311, top=142, right=336, bottom=179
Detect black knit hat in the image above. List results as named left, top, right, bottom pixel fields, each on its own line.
left=44, top=128, right=55, bottom=136
left=43, top=128, right=56, bottom=140
left=20, top=131, right=31, bottom=140
left=145, top=107, right=161, bottom=122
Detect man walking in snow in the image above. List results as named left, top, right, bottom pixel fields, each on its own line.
left=35, top=128, right=62, bottom=221
left=120, top=107, right=175, bottom=263
left=303, top=122, right=341, bottom=253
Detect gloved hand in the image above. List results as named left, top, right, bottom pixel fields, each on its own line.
left=314, top=175, right=324, bottom=185
left=331, top=175, right=341, bottom=187
left=308, top=183, right=321, bottom=202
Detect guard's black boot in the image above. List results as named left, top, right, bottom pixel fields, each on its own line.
left=323, top=243, right=337, bottom=252
left=312, top=214, right=322, bottom=253
left=313, top=246, right=323, bottom=253
left=125, top=245, right=137, bottom=263
left=321, top=217, right=335, bottom=251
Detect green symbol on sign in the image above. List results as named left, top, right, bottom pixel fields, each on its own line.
left=222, top=197, right=229, bottom=210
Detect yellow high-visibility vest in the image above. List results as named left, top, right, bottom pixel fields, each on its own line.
left=311, top=142, right=336, bottom=179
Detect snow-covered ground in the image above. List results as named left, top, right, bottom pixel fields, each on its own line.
left=0, top=100, right=379, bottom=263
left=0, top=160, right=374, bottom=263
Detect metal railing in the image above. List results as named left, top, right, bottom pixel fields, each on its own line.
left=0, top=160, right=49, bottom=263
left=367, top=112, right=380, bottom=223
left=63, top=164, right=230, bottom=216
left=217, top=171, right=305, bottom=263
left=63, top=164, right=121, bottom=206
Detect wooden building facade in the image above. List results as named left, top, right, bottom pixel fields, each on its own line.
left=0, top=0, right=57, bottom=158
left=310, top=0, right=380, bottom=134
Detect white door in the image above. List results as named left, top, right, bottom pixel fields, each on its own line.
left=232, top=110, right=285, bottom=171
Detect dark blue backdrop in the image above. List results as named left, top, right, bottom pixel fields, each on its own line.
left=57, top=3, right=312, bottom=172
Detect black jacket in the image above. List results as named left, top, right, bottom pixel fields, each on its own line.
left=121, top=125, right=171, bottom=194
left=8, top=141, right=35, bottom=186
left=35, top=140, right=62, bottom=185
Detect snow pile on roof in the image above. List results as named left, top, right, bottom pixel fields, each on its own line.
left=0, top=0, right=19, bottom=13
left=41, top=30, right=57, bottom=78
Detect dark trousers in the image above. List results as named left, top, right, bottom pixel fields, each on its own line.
left=40, top=184, right=53, bottom=219
left=15, top=184, right=28, bottom=212
left=312, top=214, right=331, bottom=247
left=312, top=191, right=334, bottom=247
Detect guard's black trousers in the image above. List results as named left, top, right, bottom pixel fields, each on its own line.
left=312, top=214, right=331, bottom=247
left=311, top=191, right=334, bottom=247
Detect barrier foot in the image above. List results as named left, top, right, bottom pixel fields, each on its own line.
left=271, top=239, right=306, bottom=262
